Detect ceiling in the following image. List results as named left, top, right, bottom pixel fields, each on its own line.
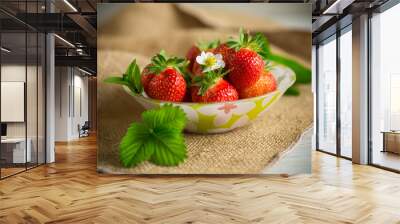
left=311, top=0, right=390, bottom=43
left=0, top=0, right=98, bottom=74
left=1, top=0, right=393, bottom=74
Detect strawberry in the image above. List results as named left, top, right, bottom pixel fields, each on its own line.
left=144, top=51, right=189, bottom=102
left=182, top=89, right=192, bottom=102
left=191, top=71, right=238, bottom=103
left=238, top=71, right=277, bottom=99
left=228, top=49, right=264, bottom=90
left=147, top=68, right=187, bottom=102
left=214, top=43, right=234, bottom=66
left=185, top=45, right=200, bottom=72
left=226, top=29, right=269, bottom=90
left=191, top=59, right=203, bottom=76
left=141, top=64, right=155, bottom=93
left=187, top=40, right=221, bottom=76
left=191, top=45, right=233, bottom=77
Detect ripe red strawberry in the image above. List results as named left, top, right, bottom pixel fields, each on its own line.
left=186, top=40, right=222, bottom=77
left=144, top=51, right=189, bottom=102
left=182, top=89, right=192, bottom=102
left=191, top=45, right=234, bottom=77
left=214, top=43, right=234, bottom=66
left=185, top=45, right=200, bottom=72
left=228, top=48, right=264, bottom=91
left=191, top=72, right=238, bottom=103
left=238, top=71, right=277, bottom=99
left=141, top=64, right=155, bottom=93
left=191, top=59, right=203, bottom=76
left=226, top=29, right=269, bottom=90
left=147, top=68, right=186, bottom=102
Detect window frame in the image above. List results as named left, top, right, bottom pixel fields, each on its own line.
left=367, top=0, right=400, bottom=173
left=315, top=20, right=353, bottom=161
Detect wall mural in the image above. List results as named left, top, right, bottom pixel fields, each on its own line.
left=97, top=3, right=313, bottom=174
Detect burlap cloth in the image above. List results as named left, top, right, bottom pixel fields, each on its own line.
left=97, top=4, right=313, bottom=174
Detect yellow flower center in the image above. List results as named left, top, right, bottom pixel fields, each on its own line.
left=204, top=57, right=216, bottom=67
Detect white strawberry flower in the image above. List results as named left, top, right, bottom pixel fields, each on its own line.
left=196, top=51, right=225, bottom=72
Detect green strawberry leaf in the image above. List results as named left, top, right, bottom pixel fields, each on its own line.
left=149, top=50, right=189, bottom=76
left=119, top=105, right=187, bottom=167
left=120, top=123, right=155, bottom=167
left=227, top=29, right=270, bottom=55
left=268, top=54, right=311, bottom=84
left=133, top=62, right=143, bottom=93
left=149, top=130, right=187, bottom=166
left=197, top=39, right=220, bottom=51
left=284, top=86, right=300, bottom=96
left=104, top=76, right=137, bottom=93
left=103, top=76, right=130, bottom=86
left=104, top=59, right=143, bottom=95
left=125, top=59, right=135, bottom=81
left=253, top=32, right=271, bottom=59
left=142, top=104, right=187, bottom=131
left=193, top=69, right=228, bottom=96
left=239, top=27, right=245, bottom=44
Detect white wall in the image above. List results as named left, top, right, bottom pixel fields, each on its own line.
left=55, top=66, right=70, bottom=141
left=54, top=67, right=89, bottom=141
left=1, top=63, right=46, bottom=164
left=1, top=65, right=36, bottom=138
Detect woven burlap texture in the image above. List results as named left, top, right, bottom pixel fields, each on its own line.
left=97, top=4, right=313, bottom=174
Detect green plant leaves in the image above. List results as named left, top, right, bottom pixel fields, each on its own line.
left=268, top=54, right=311, bottom=84
left=142, top=104, right=187, bottom=131
left=119, top=104, right=188, bottom=167
left=197, top=39, right=220, bottom=51
left=284, top=86, right=300, bottom=96
left=148, top=50, right=189, bottom=76
left=149, top=129, right=187, bottom=166
left=104, top=59, right=143, bottom=95
left=192, top=69, right=228, bottom=96
left=126, top=59, right=143, bottom=94
left=120, top=123, right=155, bottom=167
left=253, top=32, right=271, bottom=59
left=102, top=76, right=131, bottom=86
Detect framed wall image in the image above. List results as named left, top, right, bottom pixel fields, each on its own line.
left=1, top=82, right=25, bottom=122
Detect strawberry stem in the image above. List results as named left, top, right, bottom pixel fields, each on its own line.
left=226, top=28, right=271, bottom=59
left=192, top=69, right=229, bottom=96
left=148, top=50, right=189, bottom=76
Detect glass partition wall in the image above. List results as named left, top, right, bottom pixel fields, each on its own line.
left=316, top=0, right=400, bottom=172
left=0, top=5, right=46, bottom=179
left=339, top=27, right=352, bottom=159
left=370, top=3, right=400, bottom=172
left=317, top=35, right=337, bottom=155
left=316, top=25, right=352, bottom=159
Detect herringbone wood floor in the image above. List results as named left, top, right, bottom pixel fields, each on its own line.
left=1, top=135, right=400, bottom=224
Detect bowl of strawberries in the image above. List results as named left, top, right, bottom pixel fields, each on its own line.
left=106, top=30, right=296, bottom=134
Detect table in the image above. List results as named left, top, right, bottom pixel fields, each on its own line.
left=1, top=138, right=31, bottom=163
left=381, top=131, right=400, bottom=155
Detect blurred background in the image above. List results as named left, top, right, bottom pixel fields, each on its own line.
left=98, top=3, right=311, bottom=64
left=98, top=3, right=311, bottom=31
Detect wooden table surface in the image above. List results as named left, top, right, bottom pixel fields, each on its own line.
left=1, top=135, right=400, bottom=223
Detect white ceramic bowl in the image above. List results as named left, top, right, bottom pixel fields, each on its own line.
left=125, top=64, right=295, bottom=134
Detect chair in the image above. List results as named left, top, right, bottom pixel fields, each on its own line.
left=79, top=121, right=90, bottom=138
